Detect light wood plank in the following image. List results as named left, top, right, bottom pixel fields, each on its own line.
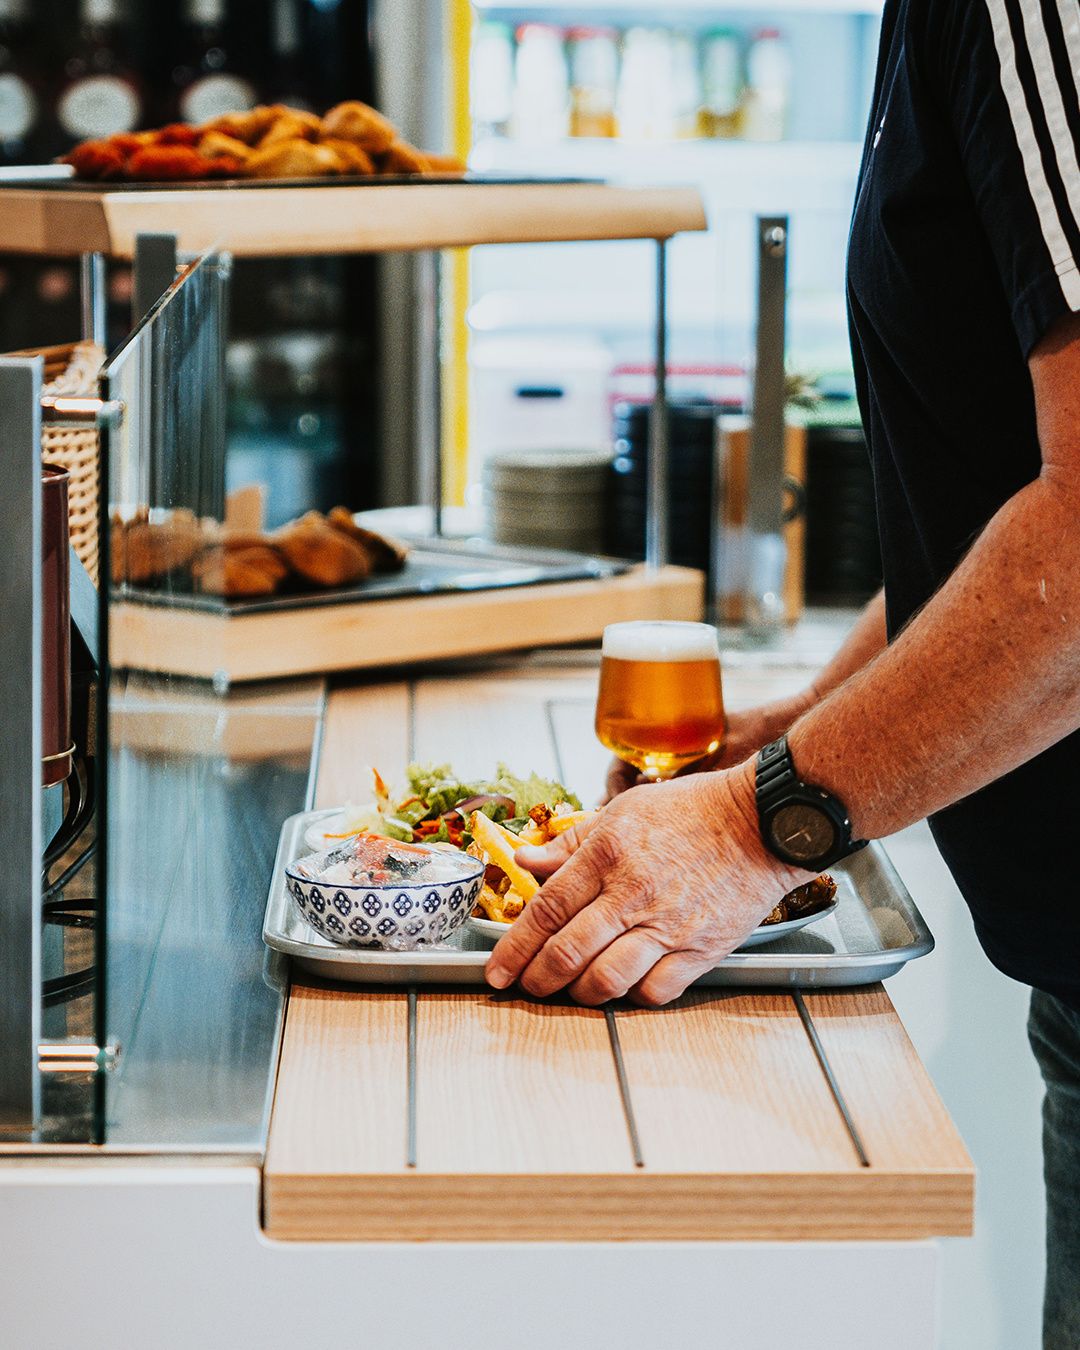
left=264, top=985, right=408, bottom=1179
left=802, top=988, right=973, bottom=1178
left=109, top=565, right=705, bottom=683
left=615, top=991, right=861, bottom=1172
left=0, top=183, right=707, bottom=259
left=264, top=1170, right=974, bottom=1243
left=313, top=683, right=410, bottom=811
left=416, top=994, right=633, bottom=1173
left=412, top=679, right=560, bottom=783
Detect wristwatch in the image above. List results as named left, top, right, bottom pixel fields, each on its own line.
left=755, top=735, right=867, bottom=871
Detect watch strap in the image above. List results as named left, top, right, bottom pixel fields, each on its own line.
left=755, top=734, right=868, bottom=867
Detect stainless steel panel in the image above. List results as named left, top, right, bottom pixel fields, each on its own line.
left=265, top=812, right=933, bottom=990
left=0, top=358, right=43, bottom=1133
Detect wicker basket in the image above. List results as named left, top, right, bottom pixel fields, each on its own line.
left=8, top=341, right=105, bottom=585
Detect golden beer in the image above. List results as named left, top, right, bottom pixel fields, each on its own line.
left=595, top=621, right=725, bottom=780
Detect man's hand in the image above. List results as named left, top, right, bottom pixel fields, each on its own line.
left=603, top=690, right=817, bottom=802
left=485, top=762, right=809, bottom=1007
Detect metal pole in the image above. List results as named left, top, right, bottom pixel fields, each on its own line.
left=432, top=252, right=444, bottom=538
left=0, top=357, right=43, bottom=1137
left=80, top=252, right=107, bottom=349
left=746, top=215, right=789, bottom=637
left=646, top=238, right=670, bottom=572
left=133, top=232, right=178, bottom=326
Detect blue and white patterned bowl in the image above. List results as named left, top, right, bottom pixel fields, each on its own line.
left=285, top=852, right=485, bottom=951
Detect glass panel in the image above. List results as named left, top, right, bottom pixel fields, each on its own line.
left=98, top=252, right=319, bottom=1149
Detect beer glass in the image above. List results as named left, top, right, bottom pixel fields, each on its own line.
left=595, top=621, right=725, bottom=781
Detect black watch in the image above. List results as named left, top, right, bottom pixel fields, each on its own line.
left=755, top=735, right=868, bottom=871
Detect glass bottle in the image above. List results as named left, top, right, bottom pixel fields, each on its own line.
left=742, top=27, right=791, bottom=143
left=55, top=0, right=143, bottom=145
left=568, top=28, right=617, bottom=140
left=700, top=28, right=742, bottom=139
left=0, top=0, right=40, bottom=164
left=173, top=0, right=256, bottom=125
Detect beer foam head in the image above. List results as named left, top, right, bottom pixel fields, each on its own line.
left=602, top=621, right=719, bottom=662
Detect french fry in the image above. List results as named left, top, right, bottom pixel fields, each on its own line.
left=469, top=811, right=540, bottom=902
left=547, top=809, right=599, bottom=837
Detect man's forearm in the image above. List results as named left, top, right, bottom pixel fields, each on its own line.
left=808, top=588, right=888, bottom=702
left=787, top=476, right=1080, bottom=838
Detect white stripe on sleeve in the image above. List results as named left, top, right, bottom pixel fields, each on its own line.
left=984, top=0, right=1080, bottom=305
left=1017, top=2, right=1080, bottom=241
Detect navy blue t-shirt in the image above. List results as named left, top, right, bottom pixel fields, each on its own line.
left=848, top=0, right=1080, bottom=1007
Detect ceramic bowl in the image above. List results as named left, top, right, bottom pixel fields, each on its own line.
left=285, top=852, right=484, bottom=951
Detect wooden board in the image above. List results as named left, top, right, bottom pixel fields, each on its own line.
left=108, top=564, right=705, bottom=684
left=263, top=676, right=974, bottom=1242
left=0, top=182, right=707, bottom=259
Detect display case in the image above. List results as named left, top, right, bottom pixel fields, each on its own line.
left=0, top=173, right=709, bottom=1140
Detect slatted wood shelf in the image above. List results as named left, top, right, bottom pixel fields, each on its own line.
left=263, top=672, right=974, bottom=1242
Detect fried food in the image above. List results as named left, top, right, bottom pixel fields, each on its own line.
left=275, top=511, right=373, bottom=587
left=64, top=99, right=455, bottom=183
left=320, top=138, right=376, bottom=176
left=198, top=130, right=252, bottom=164
left=203, top=105, right=283, bottom=145
left=192, top=543, right=288, bottom=598
left=320, top=100, right=397, bottom=154
left=326, top=507, right=409, bottom=572
left=378, top=141, right=427, bottom=175
left=112, top=510, right=203, bottom=585
left=421, top=151, right=467, bottom=176
left=63, top=138, right=127, bottom=180
left=469, top=811, right=541, bottom=904
left=126, top=144, right=240, bottom=181
left=761, top=874, right=838, bottom=926
left=259, top=109, right=322, bottom=147
left=246, top=138, right=345, bottom=180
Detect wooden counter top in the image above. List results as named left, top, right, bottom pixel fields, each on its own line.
left=263, top=666, right=974, bottom=1242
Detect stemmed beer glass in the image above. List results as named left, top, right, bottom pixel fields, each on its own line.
left=595, top=621, right=726, bottom=782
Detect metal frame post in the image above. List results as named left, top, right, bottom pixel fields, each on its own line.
left=746, top=215, right=789, bottom=636
left=646, top=237, right=670, bottom=572
left=0, top=357, right=43, bottom=1136
left=133, top=232, right=179, bottom=326
left=80, top=252, right=107, bottom=349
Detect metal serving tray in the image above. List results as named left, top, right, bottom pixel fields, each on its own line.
left=263, top=810, right=934, bottom=989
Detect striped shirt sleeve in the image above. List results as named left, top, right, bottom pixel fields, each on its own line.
left=942, top=0, right=1080, bottom=354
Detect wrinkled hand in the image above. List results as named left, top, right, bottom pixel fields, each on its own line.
left=603, top=693, right=816, bottom=803
left=486, top=761, right=810, bottom=1007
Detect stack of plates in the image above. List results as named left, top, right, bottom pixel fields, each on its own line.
left=482, top=449, right=613, bottom=553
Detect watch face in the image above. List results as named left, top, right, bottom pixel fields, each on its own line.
left=770, top=803, right=837, bottom=863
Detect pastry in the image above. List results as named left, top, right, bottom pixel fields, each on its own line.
left=202, top=105, right=283, bottom=145
left=114, top=510, right=202, bottom=585
left=258, top=109, right=323, bottom=148
left=192, top=544, right=288, bottom=598
left=378, top=141, right=427, bottom=175
left=320, top=100, right=397, bottom=154
left=276, top=512, right=373, bottom=586
left=320, top=138, right=376, bottom=176
left=246, top=139, right=343, bottom=180
left=198, top=130, right=252, bottom=165
left=326, top=507, right=409, bottom=572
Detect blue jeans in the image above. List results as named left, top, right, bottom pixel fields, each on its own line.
left=1029, top=990, right=1080, bottom=1349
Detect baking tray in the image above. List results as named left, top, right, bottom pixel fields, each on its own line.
left=119, top=537, right=627, bottom=616
left=263, top=810, right=934, bottom=989
left=0, top=168, right=594, bottom=193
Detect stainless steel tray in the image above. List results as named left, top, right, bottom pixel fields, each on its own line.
left=263, top=810, right=934, bottom=988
